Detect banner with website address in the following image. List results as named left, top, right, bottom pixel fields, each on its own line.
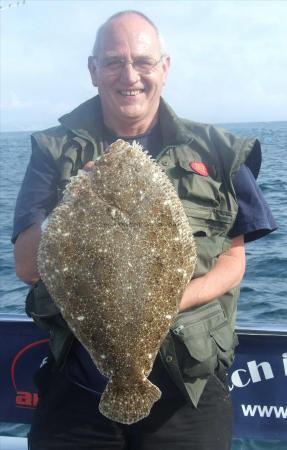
left=0, top=317, right=286, bottom=440
left=229, top=331, right=287, bottom=440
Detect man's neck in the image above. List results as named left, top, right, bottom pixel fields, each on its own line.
left=103, top=113, right=159, bottom=138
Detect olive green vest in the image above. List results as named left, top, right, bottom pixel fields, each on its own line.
left=26, top=96, right=261, bottom=406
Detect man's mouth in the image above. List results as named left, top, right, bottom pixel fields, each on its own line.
left=118, top=90, right=144, bottom=97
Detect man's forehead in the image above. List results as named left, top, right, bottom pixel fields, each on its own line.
left=98, top=16, right=160, bottom=54
left=107, top=14, right=156, bottom=34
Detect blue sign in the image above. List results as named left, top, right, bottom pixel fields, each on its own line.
left=0, top=317, right=286, bottom=441
left=229, top=332, right=287, bottom=440
left=0, top=318, right=48, bottom=423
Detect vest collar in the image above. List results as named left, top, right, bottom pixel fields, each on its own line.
left=158, top=98, right=195, bottom=147
left=58, top=96, right=104, bottom=143
left=58, top=95, right=196, bottom=148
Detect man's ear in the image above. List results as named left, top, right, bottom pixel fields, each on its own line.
left=162, top=55, right=171, bottom=87
left=88, top=56, right=98, bottom=87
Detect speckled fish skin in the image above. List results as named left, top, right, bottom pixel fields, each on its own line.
left=38, top=139, right=196, bottom=424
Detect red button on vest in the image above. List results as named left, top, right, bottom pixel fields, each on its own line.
left=189, top=162, right=209, bottom=177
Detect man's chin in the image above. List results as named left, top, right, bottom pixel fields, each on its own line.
left=118, top=106, right=144, bottom=121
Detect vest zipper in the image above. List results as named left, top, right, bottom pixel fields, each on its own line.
left=173, top=325, right=184, bottom=335
left=155, top=145, right=175, bottom=163
left=173, top=311, right=225, bottom=336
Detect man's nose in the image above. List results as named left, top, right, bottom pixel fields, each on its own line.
left=119, top=62, right=140, bottom=84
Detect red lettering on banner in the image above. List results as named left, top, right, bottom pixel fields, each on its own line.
left=11, top=338, right=49, bottom=390
left=11, top=338, right=48, bottom=410
left=16, top=391, right=38, bottom=408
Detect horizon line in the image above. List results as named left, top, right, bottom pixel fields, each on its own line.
left=1, top=119, right=287, bottom=134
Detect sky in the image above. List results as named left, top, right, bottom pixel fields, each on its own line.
left=1, top=0, right=287, bottom=131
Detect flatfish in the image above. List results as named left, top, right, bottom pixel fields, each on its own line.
left=38, top=139, right=196, bottom=424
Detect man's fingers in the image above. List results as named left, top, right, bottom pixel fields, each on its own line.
left=83, top=161, right=96, bottom=172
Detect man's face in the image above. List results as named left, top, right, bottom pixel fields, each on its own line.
left=88, top=14, right=170, bottom=135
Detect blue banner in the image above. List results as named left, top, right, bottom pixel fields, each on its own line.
left=0, top=318, right=49, bottom=424
left=0, top=317, right=286, bottom=441
left=229, top=332, right=287, bottom=440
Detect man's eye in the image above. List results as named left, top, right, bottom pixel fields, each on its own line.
left=135, top=59, right=154, bottom=68
left=104, top=60, right=122, bottom=68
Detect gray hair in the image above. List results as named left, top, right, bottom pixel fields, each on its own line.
left=92, top=10, right=167, bottom=57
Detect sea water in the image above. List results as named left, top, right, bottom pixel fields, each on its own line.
left=1, top=122, right=287, bottom=448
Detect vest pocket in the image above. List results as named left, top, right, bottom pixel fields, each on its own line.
left=210, top=323, right=238, bottom=369
left=176, top=158, right=221, bottom=209
left=26, top=280, right=73, bottom=364
left=171, top=301, right=237, bottom=379
left=181, top=201, right=235, bottom=237
left=25, top=280, right=63, bottom=327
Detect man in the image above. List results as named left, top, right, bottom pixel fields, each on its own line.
left=13, top=10, right=276, bottom=450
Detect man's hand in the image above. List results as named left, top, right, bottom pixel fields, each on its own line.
left=83, top=161, right=96, bottom=172
left=179, top=235, right=245, bottom=312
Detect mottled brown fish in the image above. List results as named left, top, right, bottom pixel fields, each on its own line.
left=38, top=140, right=196, bottom=424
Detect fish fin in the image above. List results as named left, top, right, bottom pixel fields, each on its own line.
left=99, top=377, right=161, bottom=424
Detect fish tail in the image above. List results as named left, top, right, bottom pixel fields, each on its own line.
left=99, top=377, right=161, bottom=424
